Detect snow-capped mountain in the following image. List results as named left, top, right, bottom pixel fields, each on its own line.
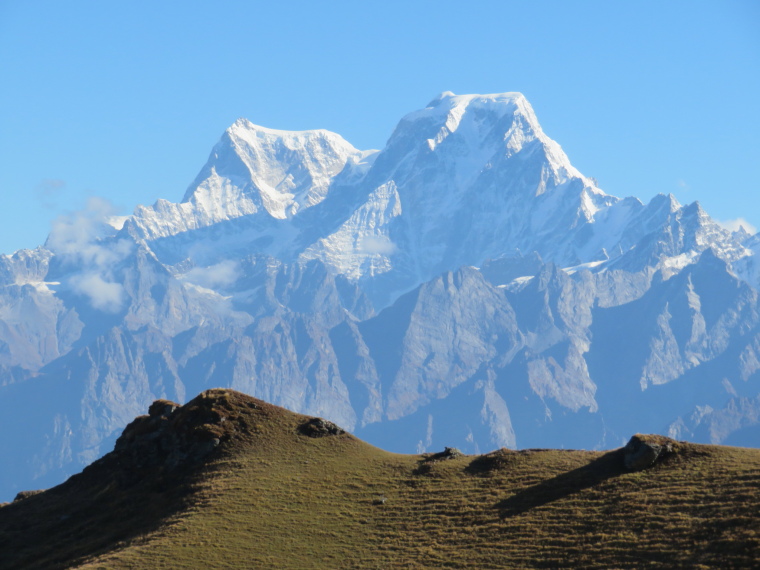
left=0, top=92, right=758, bottom=501
left=125, top=92, right=746, bottom=305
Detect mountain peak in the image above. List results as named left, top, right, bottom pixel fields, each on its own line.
left=225, top=117, right=354, bottom=146
left=426, top=90, right=456, bottom=105
left=125, top=118, right=367, bottom=243
left=407, top=91, right=533, bottom=128
left=392, top=91, right=579, bottom=189
left=425, top=90, right=527, bottom=107
left=187, top=118, right=362, bottom=217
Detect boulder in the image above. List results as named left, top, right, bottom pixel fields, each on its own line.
left=298, top=417, right=346, bottom=438
left=623, top=434, right=675, bottom=471
left=148, top=399, right=180, bottom=418
left=429, top=447, right=463, bottom=461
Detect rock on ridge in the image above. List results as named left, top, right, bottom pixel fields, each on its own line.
left=111, top=390, right=259, bottom=480
left=623, top=434, right=678, bottom=471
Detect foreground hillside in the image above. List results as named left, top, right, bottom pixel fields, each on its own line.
left=1, top=389, right=758, bottom=569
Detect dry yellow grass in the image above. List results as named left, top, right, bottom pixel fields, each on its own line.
left=1, top=389, right=758, bottom=569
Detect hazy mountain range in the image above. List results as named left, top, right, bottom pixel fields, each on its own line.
left=1, top=91, right=759, bottom=500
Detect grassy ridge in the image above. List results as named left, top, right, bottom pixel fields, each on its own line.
left=1, top=389, right=758, bottom=569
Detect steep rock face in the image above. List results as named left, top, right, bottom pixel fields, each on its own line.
left=0, top=246, right=382, bottom=497
left=0, top=248, right=81, bottom=375
left=668, top=395, right=760, bottom=446
left=0, top=325, right=186, bottom=496
left=355, top=250, right=760, bottom=455
left=608, top=199, right=746, bottom=275
left=358, top=267, right=521, bottom=421
left=733, top=232, right=760, bottom=292
left=591, top=251, right=760, bottom=391
left=0, top=91, right=759, bottom=500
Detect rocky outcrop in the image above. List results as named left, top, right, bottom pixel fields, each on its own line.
left=109, top=390, right=253, bottom=481
left=413, top=446, right=465, bottom=476
left=12, top=489, right=45, bottom=503
left=466, top=448, right=518, bottom=474
left=623, top=434, right=677, bottom=471
left=427, top=447, right=463, bottom=461
left=298, top=417, right=346, bottom=438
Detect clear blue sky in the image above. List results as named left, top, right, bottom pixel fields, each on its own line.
left=1, top=0, right=758, bottom=254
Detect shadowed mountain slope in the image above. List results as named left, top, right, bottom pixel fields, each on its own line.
left=1, top=389, right=758, bottom=569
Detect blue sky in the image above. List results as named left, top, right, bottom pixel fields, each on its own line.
left=1, top=0, right=758, bottom=254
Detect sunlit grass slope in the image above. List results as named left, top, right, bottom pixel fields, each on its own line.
left=1, top=389, right=758, bottom=569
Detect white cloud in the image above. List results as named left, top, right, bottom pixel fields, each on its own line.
left=184, top=260, right=240, bottom=289
left=47, top=197, right=134, bottom=312
left=47, top=197, right=124, bottom=258
left=676, top=179, right=689, bottom=191
left=358, top=235, right=397, bottom=255
left=716, top=217, right=757, bottom=235
left=69, top=272, right=125, bottom=313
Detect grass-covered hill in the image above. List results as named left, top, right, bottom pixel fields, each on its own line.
left=0, top=389, right=758, bottom=569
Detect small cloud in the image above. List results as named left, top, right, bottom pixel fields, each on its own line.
left=184, top=260, right=240, bottom=289
left=70, top=272, right=126, bottom=313
left=676, top=179, right=689, bottom=191
left=47, top=197, right=133, bottom=312
left=358, top=235, right=397, bottom=255
left=716, top=217, right=757, bottom=235
left=47, top=196, right=124, bottom=261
